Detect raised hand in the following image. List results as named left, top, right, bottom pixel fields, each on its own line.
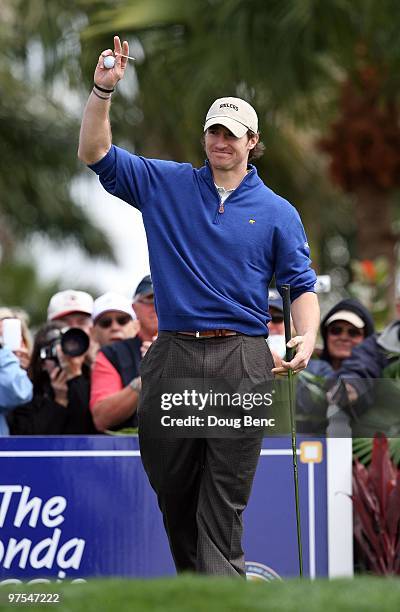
left=94, top=36, right=129, bottom=90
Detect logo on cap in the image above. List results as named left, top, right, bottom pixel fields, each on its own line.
left=204, top=97, right=259, bottom=138
left=220, top=103, right=239, bottom=111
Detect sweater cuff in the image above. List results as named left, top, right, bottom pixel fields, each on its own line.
left=88, top=145, right=115, bottom=174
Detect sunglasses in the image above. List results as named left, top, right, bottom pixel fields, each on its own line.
left=97, top=314, right=132, bottom=329
left=271, top=315, right=284, bottom=324
left=136, top=295, right=154, bottom=305
left=328, top=325, right=363, bottom=338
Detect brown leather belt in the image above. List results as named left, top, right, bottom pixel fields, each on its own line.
left=177, top=329, right=239, bottom=338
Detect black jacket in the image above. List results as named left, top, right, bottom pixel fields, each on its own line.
left=7, top=368, right=96, bottom=435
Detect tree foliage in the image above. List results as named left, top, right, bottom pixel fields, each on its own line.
left=0, top=0, right=114, bottom=260
left=2, top=1, right=400, bottom=317
left=80, top=0, right=400, bottom=309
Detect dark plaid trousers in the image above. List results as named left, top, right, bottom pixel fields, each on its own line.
left=138, top=331, right=274, bottom=577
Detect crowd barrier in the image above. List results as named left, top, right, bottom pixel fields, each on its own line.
left=0, top=435, right=353, bottom=584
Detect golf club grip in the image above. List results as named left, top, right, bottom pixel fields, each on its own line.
left=281, top=284, right=294, bottom=362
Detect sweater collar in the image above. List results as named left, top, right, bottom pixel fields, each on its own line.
left=202, top=159, right=257, bottom=188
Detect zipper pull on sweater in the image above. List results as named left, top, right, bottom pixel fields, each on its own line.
left=218, top=201, right=225, bottom=214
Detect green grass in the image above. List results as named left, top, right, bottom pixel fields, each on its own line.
left=1, top=575, right=400, bottom=611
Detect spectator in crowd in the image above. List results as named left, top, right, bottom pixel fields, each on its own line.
left=0, top=344, right=33, bottom=435
left=296, top=298, right=375, bottom=431
left=0, top=307, right=33, bottom=370
left=307, top=299, right=375, bottom=376
left=267, top=289, right=285, bottom=336
left=47, top=289, right=96, bottom=363
left=90, top=292, right=142, bottom=432
left=266, top=289, right=287, bottom=361
left=7, top=321, right=96, bottom=435
left=320, top=316, right=400, bottom=437
left=335, top=316, right=400, bottom=405
left=91, top=292, right=140, bottom=347
left=47, top=289, right=94, bottom=332
left=132, top=275, right=158, bottom=356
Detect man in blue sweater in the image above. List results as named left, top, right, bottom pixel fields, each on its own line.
left=78, top=36, right=320, bottom=577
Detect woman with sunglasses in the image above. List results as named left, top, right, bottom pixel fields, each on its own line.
left=296, top=299, right=375, bottom=432
left=318, top=299, right=375, bottom=372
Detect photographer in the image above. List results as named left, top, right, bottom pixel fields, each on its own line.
left=7, top=321, right=96, bottom=435
left=47, top=289, right=98, bottom=365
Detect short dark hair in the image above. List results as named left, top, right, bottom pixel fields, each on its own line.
left=201, top=129, right=265, bottom=163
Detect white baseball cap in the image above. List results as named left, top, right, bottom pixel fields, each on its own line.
left=204, top=97, right=258, bottom=138
left=325, top=310, right=365, bottom=329
left=92, top=292, right=136, bottom=323
left=47, top=290, right=94, bottom=321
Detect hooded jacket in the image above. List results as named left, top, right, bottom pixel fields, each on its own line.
left=319, top=298, right=375, bottom=365
left=296, top=299, right=375, bottom=426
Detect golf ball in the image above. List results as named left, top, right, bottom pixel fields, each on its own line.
left=103, top=56, right=115, bottom=69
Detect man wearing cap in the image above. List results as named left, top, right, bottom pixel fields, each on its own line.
left=132, top=276, right=158, bottom=355
left=45, top=289, right=96, bottom=404
left=90, top=292, right=142, bottom=432
left=267, top=289, right=285, bottom=337
left=47, top=288, right=97, bottom=361
left=47, top=289, right=94, bottom=336
left=78, top=35, right=319, bottom=576
left=266, top=289, right=288, bottom=362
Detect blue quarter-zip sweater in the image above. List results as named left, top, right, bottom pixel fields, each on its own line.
left=89, top=145, right=316, bottom=335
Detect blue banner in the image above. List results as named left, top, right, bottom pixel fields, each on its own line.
left=0, top=435, right=328, bottom=584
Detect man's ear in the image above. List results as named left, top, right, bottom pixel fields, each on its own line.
left=248, top=132, right=259, bottom=149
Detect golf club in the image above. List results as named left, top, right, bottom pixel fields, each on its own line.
left=281, top=283, right=303, bottom=577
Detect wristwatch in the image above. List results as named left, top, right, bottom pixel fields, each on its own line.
left=129, top=376, right=141, bottom=394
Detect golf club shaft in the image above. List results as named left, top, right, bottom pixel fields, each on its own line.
left=281, top=284, right=303, bottom=577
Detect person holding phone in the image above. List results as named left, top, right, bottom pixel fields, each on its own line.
left=0, top=308, right=33, bottom=370
left=0, top=342, right=33, bottom=435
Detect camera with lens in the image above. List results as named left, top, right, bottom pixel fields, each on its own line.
left=40, top=327, right=90, bottom=366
